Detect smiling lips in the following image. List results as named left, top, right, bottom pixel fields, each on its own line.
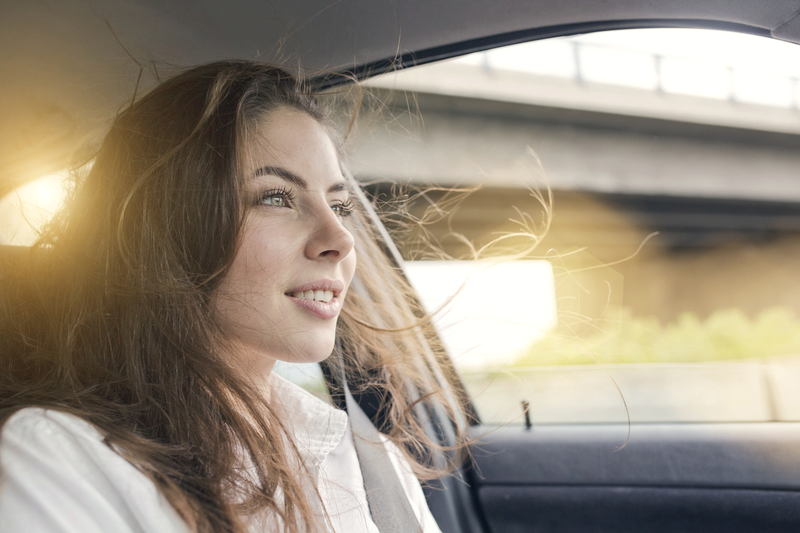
left=285, top=280, right=344, bottom=319
left=291, top=289, right=334, bottom=303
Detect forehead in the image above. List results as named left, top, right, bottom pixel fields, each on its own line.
left=243, top=107, right=344, bottom=187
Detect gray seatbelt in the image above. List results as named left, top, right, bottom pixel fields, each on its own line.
left=342, top=379, right=421, bottom=533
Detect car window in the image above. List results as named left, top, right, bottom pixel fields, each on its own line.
left=356, top=28, right=800, bottom=426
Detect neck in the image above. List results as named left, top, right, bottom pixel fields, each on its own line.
left=231, top=341, right=278, bottom=402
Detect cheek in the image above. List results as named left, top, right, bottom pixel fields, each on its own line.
left=240, top=218, right=300, bottom=267
left=221, top=223, right=296, bottom=303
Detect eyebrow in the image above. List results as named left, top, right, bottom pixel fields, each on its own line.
left=254, top=166, right=307, bottom=189
left=253, top=165, right=351, bottom=194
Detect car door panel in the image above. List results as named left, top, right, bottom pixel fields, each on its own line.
left=470, top=423, right=800, bottom=532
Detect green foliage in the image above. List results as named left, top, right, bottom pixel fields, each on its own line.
left=516, top=306, right=800, bottom=366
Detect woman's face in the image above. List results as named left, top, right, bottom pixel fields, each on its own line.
left=214, top=107, right=357, bottom=373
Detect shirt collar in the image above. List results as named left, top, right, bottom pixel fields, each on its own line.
left=269, top=373, right=348, bottom=473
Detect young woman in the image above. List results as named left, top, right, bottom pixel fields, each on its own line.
left=0, top=61, right=467, bottom=532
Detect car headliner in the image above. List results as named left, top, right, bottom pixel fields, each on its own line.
left=2, top=0, right=800, bottom=194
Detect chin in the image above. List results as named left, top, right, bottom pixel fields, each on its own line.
left=277, top=335, right=336, bottom=365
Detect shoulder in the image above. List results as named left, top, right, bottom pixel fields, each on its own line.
left=1, top=407, right=114, bottom=476
left=1, top=407, right=123, bottom=477
left=0, top=408, right=188, bottom=533
left=2, top=407, right=104, bottom=446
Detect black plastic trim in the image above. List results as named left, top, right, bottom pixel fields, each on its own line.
left=469, top=423, right=800, bottom=490
left=478, top=485, right=800, bottom=533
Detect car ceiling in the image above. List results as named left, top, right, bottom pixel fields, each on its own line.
left=3, top=0, right=800, bottom=195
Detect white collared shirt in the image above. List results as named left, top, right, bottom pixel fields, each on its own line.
left=0, top=376, right=442, bottom=532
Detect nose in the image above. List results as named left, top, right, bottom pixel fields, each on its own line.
left=305, top=206, right=355, bottom=262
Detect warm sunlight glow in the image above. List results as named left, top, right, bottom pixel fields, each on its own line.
left=0, top=174, right=69, bottom=246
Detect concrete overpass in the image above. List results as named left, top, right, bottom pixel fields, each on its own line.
left=355, top=59, right=800, bottom=201
left=349, top=59, right=800, bottom=321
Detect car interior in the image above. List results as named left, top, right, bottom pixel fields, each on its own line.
left=4, top=1, right=800, bottom=532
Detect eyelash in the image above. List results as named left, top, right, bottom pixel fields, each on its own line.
left=254, top=188, right=355, bottom=217
left=255, top=187, right=296, bottom=208
left=332, top=199, right=355, bottom=217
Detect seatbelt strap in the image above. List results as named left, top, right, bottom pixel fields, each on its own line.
left=343, top=379, right=421, bottom=533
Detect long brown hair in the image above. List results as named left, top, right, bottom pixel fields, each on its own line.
left=0, top=61, right=469, bottom=532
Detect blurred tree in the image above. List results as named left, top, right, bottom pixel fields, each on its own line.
left=517, top=306, right=800, bottom=365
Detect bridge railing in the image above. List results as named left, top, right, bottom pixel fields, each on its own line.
left=464, top=38, right=800, bottom=110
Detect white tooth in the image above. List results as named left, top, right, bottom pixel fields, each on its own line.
left=314, top=290, right=324, bottom=301
left=324, top=290, right=333, bottom=302
left=293, top=291, right=304, bottom=299
left=304, top=290, right=314, bottom=300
